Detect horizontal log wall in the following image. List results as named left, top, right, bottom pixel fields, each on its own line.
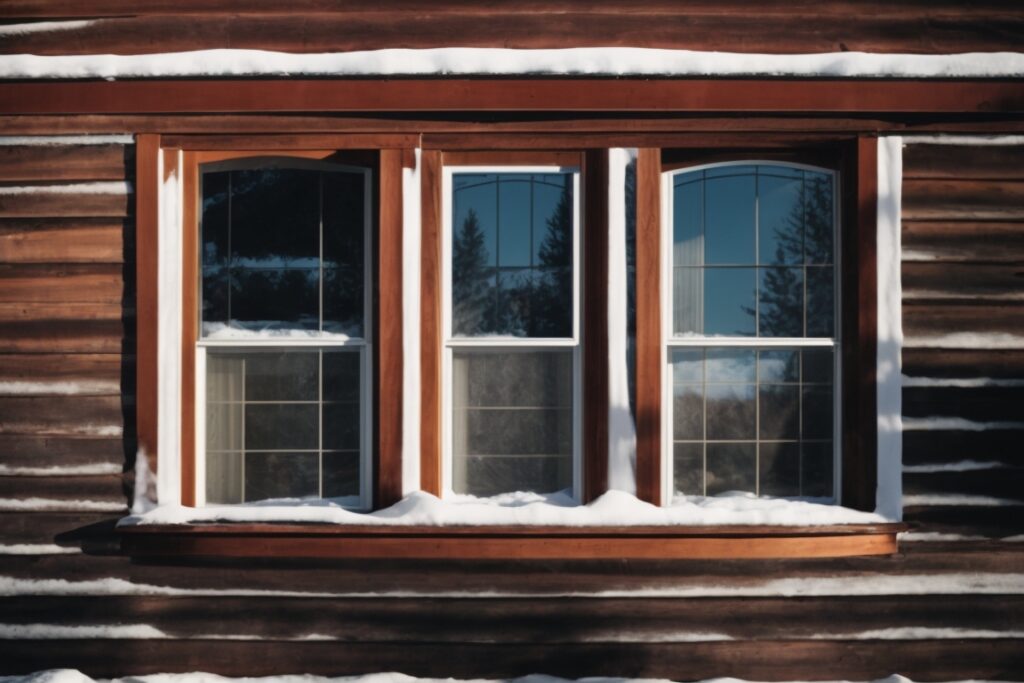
left=0, top=1, right=1022, bottom=55
left=901, top=142, right=1024, bottom=541
left=0, top=127, right=1023, bottom=679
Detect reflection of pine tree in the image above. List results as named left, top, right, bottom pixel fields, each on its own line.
left=452, top=208, right=492, bottom=334
left=755, top=173, right=833, bottom=337
left=530, top=184, right=573, bottom=337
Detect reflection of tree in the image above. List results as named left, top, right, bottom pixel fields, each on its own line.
left=755, top=173, right=833, bottom=337
left=452, top=208, right=492, bottom=334
left=528, top=185, right=573, bottom=337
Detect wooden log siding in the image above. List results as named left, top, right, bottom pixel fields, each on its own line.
left=901, top=143, right=1024, bottom=541
left=0, top=2, right=1023, bottom=55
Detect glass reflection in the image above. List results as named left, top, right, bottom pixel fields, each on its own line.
left=451, top=173, right=574, bottom=338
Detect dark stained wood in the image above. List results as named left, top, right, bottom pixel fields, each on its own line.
left=0, top=319, right=126, bottom=353
left=119, top=524, right=902, bottom=559
left=0, top=395, right=123, bottom=436
left=840, top=137, right=877, bottom=512
left=4, top=114, right=1024, bottom=137
left=904, top=467, right=1024, bottom=500
left=903, top=348, right=1024, bottom=378
left=904, top=385, right=1024, bottom=422
left=179, top=151, right=197, bottom=507
left=0, top=189, right=130, bottom=219
left=0, top=473, right=126, bottom=503
left=419, top=149, right=443, bottom=495
left=904, top=429, right=1024, bottom=467
left=376, top=148, right=404, bottom=508
left=2, top=0, right=1021, bottom=19
left=0, top=511, right=121, bottom=545
left=2, top=639, right=1022, bottom=680
left=904, top=144, right=1024, bottom=180
left=3, top=81, right=1022, bottom=116
left=903, top=505, right=1024, bottom=537
left=160, top=133, right=420, bottom=150
left=902, top=178, right=1024, bottom=221
left=3, top=12, right=1024, bottom=55
left=0, top=144, right=128, bottom=182
left=904, top=302, right=1024, bottom=337
left=0, top=264, right=123, bottom=304
left=902, top=261, right=1024, bottom=298
left=0, top=435, right=125, bottom=471
left=902, top=220, right=1024, bottom=263
left=582, top=149, right=609, bottom=502
left=0, top=218, right=126, bottom=264
left=0, top=353, right=121, bottom=393
left=634, top=148, right=661, bottom=505
left=2, top=593, right=1015, bottom=641
left=441, top=150, right=583, bottom=166
left=0, top=301, right=124, bottom=322
left=135, top=133, right=159, bottom=473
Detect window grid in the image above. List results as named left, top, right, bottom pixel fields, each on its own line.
left=663, top=161, right=840, bottom=504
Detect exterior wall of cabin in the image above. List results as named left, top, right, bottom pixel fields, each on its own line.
left=0, top=1, right=1022, bottom=680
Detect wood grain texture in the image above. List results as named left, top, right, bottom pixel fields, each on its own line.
left=135, top=134, right=159, bottom=472
left=419, top=149, right=443, bottom=495
left=376, top=149, right=404, bottom=508
left=1, top=11, right=1023, bottom=55
left=0, top=434, right=125, bottom=471
left=634, top=148, right=661, bottom=505
left=902, top=221, right=1024, bottom=263
left=0, top=190, right=130, bottom=219
left=0, top=264, right=123, bottom=304
left=0, top=319, right=126, bottom=353
left=902, top=179, right=1024, bottom=221
left=582, top=149, right=609, bottom=502
left=0, top=218, right=126, bottom=264
left=904, top=144, right=1024, bottom=180
left=0, top=145, right=128, bottom=182
left=2, top=639, right=1022, bottom=680
left=0, top=353, right=122, bottom=392
left=3, top=81, right=1022, bottom=116
left=179, top=151, right=197, bottom=506
left=0, top=395, right=123, bottom=436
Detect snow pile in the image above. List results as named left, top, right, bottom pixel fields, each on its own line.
left=120, top=489, right=886, bottom=527
left=2, top=48, right=1024, bottom=80
left=201, top=322, right=358, bottom=340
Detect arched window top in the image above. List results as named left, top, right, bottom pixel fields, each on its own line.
left=666, top=160, right=837, bottom=339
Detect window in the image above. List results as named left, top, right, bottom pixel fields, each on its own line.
left=194, top=157, right=373, bottom=508
left=442, top=166, right=582, bottom=498
left=662, top=162, right=839, bottom=502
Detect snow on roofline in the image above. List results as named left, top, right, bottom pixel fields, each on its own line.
left=1, top=48, right=1023, bottom=80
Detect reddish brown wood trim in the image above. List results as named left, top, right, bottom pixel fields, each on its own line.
left=634, top=148, right=662, bottom=505
left=135, top=134, right=160, bottom=473
left=119, top=523, right=905, bottom=559
left=582, top=149, right=609, bottom=502
left=161, top=134, right=420, bottom=150
left=6, top=114, right=1024, bottom=137
left=2, top=81, right=1021, bottom=115
left=420, top=149, right=443, bottom=495
left=376, top=149, right=404, bottom=508
left=179, top=150, right=198, bottom=507
left=440, top=150, right=583, bottom=167
left=190, top=149, right=337, bottom=164
left=841, top=137, right=879, bottom=511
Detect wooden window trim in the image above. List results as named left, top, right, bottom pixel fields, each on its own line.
left=142, top=138, right=408, bottom=508
left=633, top=137, right=879, bottom=511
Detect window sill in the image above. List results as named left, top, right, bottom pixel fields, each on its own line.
left=118, top=522, right=907, bottom=559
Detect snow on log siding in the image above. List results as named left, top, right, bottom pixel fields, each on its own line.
left=901, top=140, right=1024, bottom=543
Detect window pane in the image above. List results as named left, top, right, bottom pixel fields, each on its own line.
left=803, top=172, right=835, bottom=265
left=758, top=174, right=803, bottom=265
left=244, top=351, right=317, bottom=401
left=758, top=267, right=804, bottom=337
left=451, top=172, right=574, bottom=338
left=322, top=171, right=365, bottom=269
left=704, top=267, right=756, bottom=336
left=706, top=443, right=756, bottom=495
left=806, top=266, right=835, bottom=337
left=670, top=347, right=835, bottom=501
left=246, top=404, right=319, bottom=451
left=245, top=452, right=319, bottom=501
left=704, top=174, right=755, bottom=265
left=673, top=442, right=703, bottom=496
left=322, top=451, right=360, bottom=498
left=452, top=350, right=572, bottom=495
left=205, top=452, right=242, bottom=504
left=802, top=441, right=835, bottom=498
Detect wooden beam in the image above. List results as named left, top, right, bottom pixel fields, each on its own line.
left=376, top=149, right=404, bottom=508
left=135, top=134, right=160, bottom=475
left=582, top=149, right=609, bottom=502
left=179, top=151, right=197, bottom=507
left=419, top=149, right=443, bottom=495
left=118, top=522, right=906, bottom=559
left=1, top=80, right=1021, bottom=115
left=634, top=148, right=662, bottom=505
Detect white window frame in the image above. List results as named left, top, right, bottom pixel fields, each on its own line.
left=659, top=160, right=842, bottom=505
left=192, top=160, right=374, bottom=510
left=440, top=165, right=583, bottom=501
